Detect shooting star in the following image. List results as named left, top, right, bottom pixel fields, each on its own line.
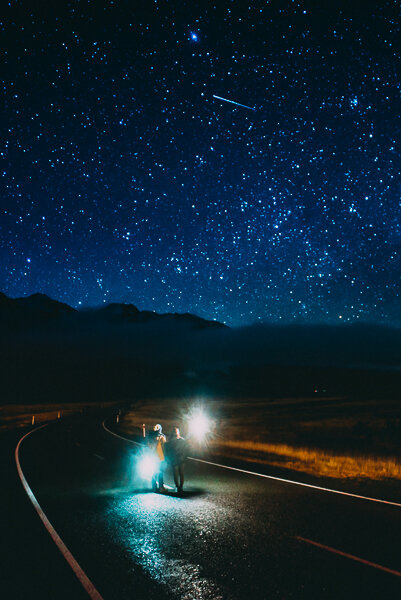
left=212, top=94, right=256, bottom=111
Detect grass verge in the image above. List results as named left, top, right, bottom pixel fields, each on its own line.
left=116, top=395, right=401, bottom=482
left=212, top=440, right=401, bottom=481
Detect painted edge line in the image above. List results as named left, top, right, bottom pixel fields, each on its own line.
left=104, top=418, right=401, bottom=576
left=102, top=419, right=401, bottom=508
left=15, top=425, right=104, bottom=600
left=296, top=536, right=401, bottom=578
left=189, top=458, right=401, bottom=508
left=102, top=420, right=141, bottom=446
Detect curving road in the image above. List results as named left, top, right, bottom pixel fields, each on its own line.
left=5, top=413, right=401, bottom=599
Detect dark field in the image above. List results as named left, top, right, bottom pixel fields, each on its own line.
left=116, top=395, right=401, bottom=482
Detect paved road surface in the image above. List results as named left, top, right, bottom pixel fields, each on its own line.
left=3, top=413, right=401, bottom=599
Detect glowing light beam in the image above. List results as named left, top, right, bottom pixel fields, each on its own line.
left=187, top=409, right=211, bottom=442
left=212, top=94, right=256, bottom=111
left=137, top=451, right=158, bottom=480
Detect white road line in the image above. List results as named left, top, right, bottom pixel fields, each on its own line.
left=190, top=457, right=401, bottom=508
left=103, top=420, right=401, bottom=508
left=296, top=536, right=401, bottom=578
left=93, top=454, right=105, bottom=461
left=15, top=425, right=104, bottom=600
left=102, top=420, right=141, bottom=446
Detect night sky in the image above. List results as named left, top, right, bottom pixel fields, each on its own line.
left=1, top=1, right=401, bottom=327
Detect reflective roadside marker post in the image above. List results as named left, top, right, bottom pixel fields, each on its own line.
left=142, top=424, right=146, bottom=438
left=117, top=414, right=119, bottom=423
left=58, top=411, right=61, bottom=419
left=32, top=415, right=35, bottom=425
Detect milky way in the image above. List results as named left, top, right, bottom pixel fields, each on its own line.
left=1, top=1, right=400, bottom=326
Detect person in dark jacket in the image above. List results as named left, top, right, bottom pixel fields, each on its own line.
left=167, top=427, right=188, bottom=493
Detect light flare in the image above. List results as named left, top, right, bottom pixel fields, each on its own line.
left=188, top=409, right=211, bottom=442
left=137, top=452, right=158, bottom=480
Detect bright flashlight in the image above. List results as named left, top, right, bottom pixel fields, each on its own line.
left=137, top=452, right=158, bottom=480
left=188, top=409, right=210, bottom=442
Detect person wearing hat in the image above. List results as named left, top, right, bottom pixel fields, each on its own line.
left=147, top=423, right=166, bottom=491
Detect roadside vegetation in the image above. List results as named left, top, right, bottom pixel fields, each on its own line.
left=118, top=395, right=401, bottom=481
left=0, top=402, right=118, bottom=431
left=213, top=440, right=401, bottom=480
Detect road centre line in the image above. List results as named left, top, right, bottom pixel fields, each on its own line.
left=102, top=419, right=401, bottom=508
left=15, top=425, right=104, bottom=600
left=296, top=536, right=401, bottom=578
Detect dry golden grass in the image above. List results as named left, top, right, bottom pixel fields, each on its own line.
left=116, top=395, right=401, bottom=482
left=212, top=440, right=401, bottom=481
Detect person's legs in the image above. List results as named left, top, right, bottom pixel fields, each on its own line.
left=158, top=461, right=165, bottom=489
left=178, top=464, right=184, bottom=490
left=173, top=465, right=179, bottom=488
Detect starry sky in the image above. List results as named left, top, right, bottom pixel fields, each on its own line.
left=1, top=0, right=401, bottom=327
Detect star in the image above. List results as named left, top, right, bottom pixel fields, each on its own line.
left=0, top=3, right=399, bottom=327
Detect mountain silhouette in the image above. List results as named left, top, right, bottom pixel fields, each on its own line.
left=0, top=292, right=76, bottom=329
left=0, top=293, right=226, bottom=331
left=1, top=292, right=401, bottom=405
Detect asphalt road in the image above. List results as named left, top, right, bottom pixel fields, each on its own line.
left=4, top=413, right=401, bottom=599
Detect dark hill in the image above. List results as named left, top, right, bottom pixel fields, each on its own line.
left=0, top=293, right=226, bottom=332
left=0, top=293, right=227, bottom=403
left=90, top=302, right=225, bottom=330
left=1, top=292, right=401, bottom=405
left=0, top=292, right=76, bottom=329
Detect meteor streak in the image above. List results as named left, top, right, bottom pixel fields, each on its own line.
left=212, top=94, right=256, bottom=111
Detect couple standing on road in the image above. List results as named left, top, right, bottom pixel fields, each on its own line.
left=148, top=424, right=188, bottom=494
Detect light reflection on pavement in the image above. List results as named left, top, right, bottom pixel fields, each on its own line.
left=111, top=492, right=231, bottom=600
